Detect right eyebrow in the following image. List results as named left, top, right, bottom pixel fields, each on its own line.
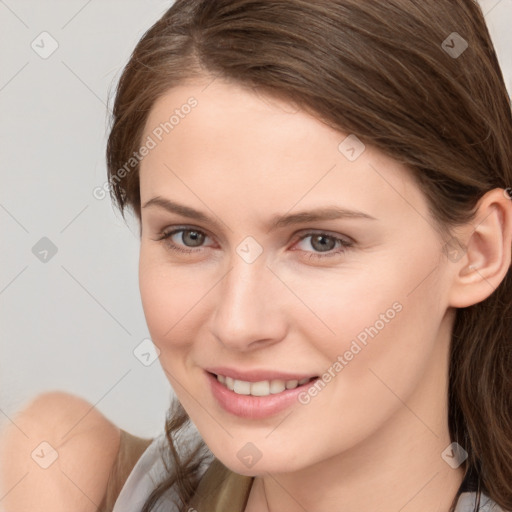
left=142, top=197, right=211, bottom=223
left=142, top=196, right=377, bottom=233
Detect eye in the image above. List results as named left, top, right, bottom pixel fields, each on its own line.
left=153, top=226, right=353, bottom=260
left=293, top=231, right=353, bottom=259
left=155, top=227, right=213, bottom=254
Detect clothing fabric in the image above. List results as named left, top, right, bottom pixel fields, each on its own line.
left=112, top=425, right=507, bottom=512
left=112, top=425, right=215, bottom=512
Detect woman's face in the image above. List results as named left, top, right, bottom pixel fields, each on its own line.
left=138, top=78, right=457, bottom=475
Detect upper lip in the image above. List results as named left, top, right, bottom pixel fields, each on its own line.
left=205, top=366, right=318, bottom=383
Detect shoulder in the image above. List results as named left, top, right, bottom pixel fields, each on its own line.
left=455, top=491, right=510, bottom=512
left=0, top=391, right=148, bottom=512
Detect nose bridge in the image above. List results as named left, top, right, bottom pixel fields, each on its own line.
left=220, top=253, right=268, bottom=327
left=212, top=248, right=284, bottom=349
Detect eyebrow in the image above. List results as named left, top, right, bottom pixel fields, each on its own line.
left=142, top=196, right=377, bottom=230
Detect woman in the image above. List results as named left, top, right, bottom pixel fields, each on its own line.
left=1, top=0, right=511, bottom=511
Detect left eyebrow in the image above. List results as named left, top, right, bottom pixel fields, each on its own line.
left=141, top=196, right=377, bottom=231
left=268, top=207, right=377, bottom=230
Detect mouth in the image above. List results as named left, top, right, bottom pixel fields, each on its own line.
left=207, top=371, right=319, bottom=397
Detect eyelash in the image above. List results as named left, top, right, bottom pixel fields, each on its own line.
left=154, top=226, right=353, bottom=260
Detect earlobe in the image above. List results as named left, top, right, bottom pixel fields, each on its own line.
left=448, top=188, right=512, bottom=308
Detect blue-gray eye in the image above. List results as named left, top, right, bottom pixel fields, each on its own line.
left=309, top=234, right=337, bottom=252
left=179, top=229, right=205, bottom=247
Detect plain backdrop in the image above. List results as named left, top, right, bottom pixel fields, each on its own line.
left=1, top=0, right=511, bottom=439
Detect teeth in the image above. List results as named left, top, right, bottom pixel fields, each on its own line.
left=285, top=379, right=299, bottom=389
left=249, top=380, right=270, bottom=396
left=225, top=376, right=235, bottom=391
left=269, top=379, right=286, bottom=394
left=233, top=380, right=251, bottom=395
left=216, top=374, right=313, bottom=397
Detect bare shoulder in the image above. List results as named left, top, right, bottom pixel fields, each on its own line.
left=0, top=391, right=122, bottom=512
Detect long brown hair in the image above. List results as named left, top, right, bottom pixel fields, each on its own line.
left=106, top=1, right=512, bottom=510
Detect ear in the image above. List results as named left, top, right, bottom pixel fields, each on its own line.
left=447, top=188, right=512, bottom=308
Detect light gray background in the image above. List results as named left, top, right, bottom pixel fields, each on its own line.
left=1, top=0, right=511, bottom=439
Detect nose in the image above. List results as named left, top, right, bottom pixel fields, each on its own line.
left=210, top=251, right=288, bottom=351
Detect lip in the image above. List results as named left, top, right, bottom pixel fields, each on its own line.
left=204, top=366, right=317, bottom=383
left=206, top=370, right=319, bottom=419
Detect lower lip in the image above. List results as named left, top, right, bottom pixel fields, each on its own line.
left=206, top=371, right=319, bottom=419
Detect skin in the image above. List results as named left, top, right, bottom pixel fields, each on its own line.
left=138, top=77, right=512, bottom=512
left=0, top=392, right=121, bottom=512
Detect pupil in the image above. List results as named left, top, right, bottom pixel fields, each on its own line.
left=184, top=230, right=204, bottom=247
left=312, top=235, right=334, bottom=252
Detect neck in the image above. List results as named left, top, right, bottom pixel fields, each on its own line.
left=247, top=418, right=465, bottom=512
left=244, top=334, right=465, bottom=512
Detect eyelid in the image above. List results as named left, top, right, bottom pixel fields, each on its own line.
left=155, top=225, right=354, bottom=263
left=290, top=231, right=354, bottom=259
left=157, top=225, right=216, bottom=243
left=293, top=228, right=354, bottom=245
left=155, top=225, right=353, bottom=246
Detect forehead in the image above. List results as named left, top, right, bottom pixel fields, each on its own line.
left=142, top=79, right=331, bottom=156
left=138, top=79, right=427, bottom=226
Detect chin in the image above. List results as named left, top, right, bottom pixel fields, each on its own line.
left=218, top=453, right=295, bottom=477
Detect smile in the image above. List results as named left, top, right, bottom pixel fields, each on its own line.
left=214, top=373, right=316, bottom=397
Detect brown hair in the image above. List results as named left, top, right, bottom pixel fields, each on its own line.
left=106, top=1, right=512, bottom=510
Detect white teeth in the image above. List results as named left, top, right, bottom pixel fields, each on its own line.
left=285, top=379, right=299, bottom=389
left=250, top=381, right=270, bottom=396
left=233, top=379, right=251, bottom=395
left=225, top=376, right=235, bottom=391
left=216, top=374, right=313, bottom=397
left=269, top=379, right=286, bottom=394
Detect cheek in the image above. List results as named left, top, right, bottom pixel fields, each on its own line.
left=283, top=268, right=446, bottom=453
left=138, top=247, right=206, bottom=351
left=291, top=244, right=446, bottom=387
